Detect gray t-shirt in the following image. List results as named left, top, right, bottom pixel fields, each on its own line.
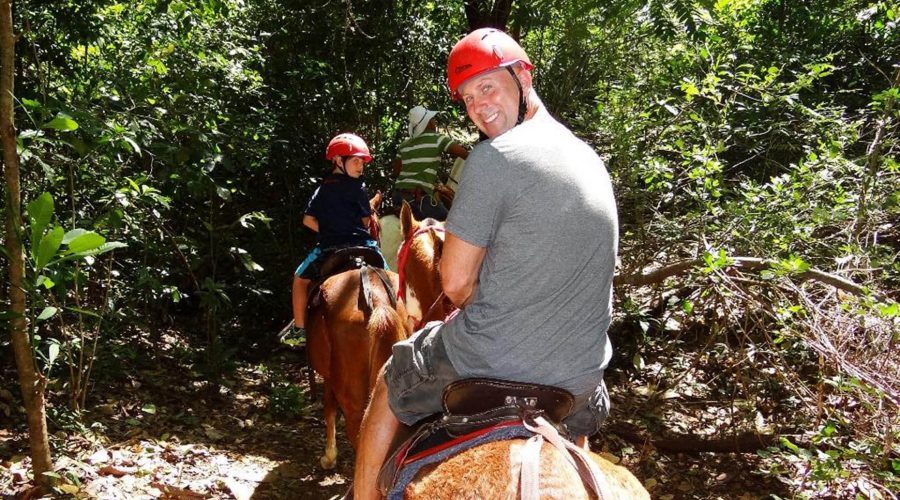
left=442, top=107, right=618, bottom=395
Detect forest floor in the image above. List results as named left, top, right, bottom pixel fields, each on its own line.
left=0, top=325, right=881, bottom=499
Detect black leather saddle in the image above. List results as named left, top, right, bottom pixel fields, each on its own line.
left=377, top=378, right=575, bottom=494
left=308, top=246, right=388, bottom=307
left=318, top=246, right=386, bottom=278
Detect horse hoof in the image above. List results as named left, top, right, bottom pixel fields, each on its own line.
left=320, top=455, right=337, bottom=470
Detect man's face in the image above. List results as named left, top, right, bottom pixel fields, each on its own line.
left=458, top=67, right=527, bottom=139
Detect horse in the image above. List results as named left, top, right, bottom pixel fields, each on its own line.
left=389, top=203, right=650, bottom=499
left=395, top=203, right=455, bottom=331
left=378, top=213, right=402, bottom=271
left=304, top=194, right=412, bottom=470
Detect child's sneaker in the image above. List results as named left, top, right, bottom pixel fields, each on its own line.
left=278, top=324, right=306, bottom=346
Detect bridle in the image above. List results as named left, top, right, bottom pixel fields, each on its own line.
left=396, top=225, right=454, bottom=329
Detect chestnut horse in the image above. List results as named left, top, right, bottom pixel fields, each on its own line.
left=395, top=203, right=455, bottom=331
left=304, top=193, right=412, bottom=469
left=392, top=203, right=650, bottom=499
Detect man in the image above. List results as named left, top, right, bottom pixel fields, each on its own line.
left=354, top=28, right=619, bottom=499
left=392, top=105, right=468, bottom=221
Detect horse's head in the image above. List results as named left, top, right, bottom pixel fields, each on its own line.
left=397, top=202, right=453, bottom=328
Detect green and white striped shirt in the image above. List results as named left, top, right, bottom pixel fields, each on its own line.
left=395, top=133, right=455, bottom=193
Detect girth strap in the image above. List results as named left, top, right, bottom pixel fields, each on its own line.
left=360, top=266, right=397, bottom=311
left=521, top=416, right=614, bottom=500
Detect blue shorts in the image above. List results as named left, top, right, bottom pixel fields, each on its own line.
left=383, top=322, right=610, bottom=437
left=294, top=240, right=386, bottom=279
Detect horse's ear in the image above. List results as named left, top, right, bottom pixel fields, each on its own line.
left=400, top=201, right=418, bottom=240
left=370, top=191, right=383, bottom=212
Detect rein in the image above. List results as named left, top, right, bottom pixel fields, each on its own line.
left=368, top=214, right=381, bottom=243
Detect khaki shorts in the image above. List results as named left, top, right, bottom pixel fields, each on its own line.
left=383, top=322, right=610, bottom=437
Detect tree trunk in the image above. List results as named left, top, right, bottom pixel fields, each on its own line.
left=858, top=66, right=900, bottom=222
left=464, top=0, right=514, bottom=31
left=0, top=0, right=53, bottom=488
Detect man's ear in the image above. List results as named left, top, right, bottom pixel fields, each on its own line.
left=516, top=65, right=533, bottom=92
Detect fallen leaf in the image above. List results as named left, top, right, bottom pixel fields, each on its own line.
left=150, top=481, right=211, bottom=499
left=99, top=465, right=133, bottom=477
left=58, top=484, right=80, bottom=494
left=598, top=451, right=620, bottom=464
left=223, top=478, right=253, bottom=500
left=87, top=449, right=110, bottom=464
left=203, top=425, right=224, bottom=441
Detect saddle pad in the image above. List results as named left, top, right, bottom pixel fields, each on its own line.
left=387, top=420, right=533, bottom=500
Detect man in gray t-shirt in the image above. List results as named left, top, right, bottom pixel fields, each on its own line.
left=443, top=103, right=617, bottom=397
left=354, top=29, right=619, bottom=499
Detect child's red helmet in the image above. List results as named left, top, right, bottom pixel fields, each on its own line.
left=447, top=28, right=533, bottom=100
left=326, top=133, right=372, bottom=163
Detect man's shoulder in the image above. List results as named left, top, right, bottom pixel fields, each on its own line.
left=498, top=109, right=592, bottom=154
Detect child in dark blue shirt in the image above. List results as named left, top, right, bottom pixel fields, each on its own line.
left=290, top=133, right=386, bottom=338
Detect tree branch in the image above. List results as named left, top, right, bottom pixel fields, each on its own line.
left=615, top=256, right=881, bottom=301
left=608, top=422, right=807, bottom=454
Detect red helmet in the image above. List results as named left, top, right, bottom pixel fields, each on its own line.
left=447, top=28, right=533, bottom=100
left=325, top=133, right=372, bottom=163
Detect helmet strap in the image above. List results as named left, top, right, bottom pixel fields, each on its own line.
left=507, top=66, right=527, bottom=125
left=335, top=156, right=348, bottom=175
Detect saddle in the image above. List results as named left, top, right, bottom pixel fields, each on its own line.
left=377, top=378, right=576, bottom=496
left=308, top=246, right=391, bottom=309
left=317, top=246, right=386, bottom=278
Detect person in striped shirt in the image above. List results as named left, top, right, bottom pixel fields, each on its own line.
left=391, top=106, right=468, bottom=220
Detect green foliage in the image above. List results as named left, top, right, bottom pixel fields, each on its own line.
left=258, top=362, right=307, bottom=418
left=268, top=382, right=306, bottom=418
left=759, top=416, right=900, bottom=494
left=8, top=1, right=897, bottom=495
left=19, top=192, right=125, bottom=409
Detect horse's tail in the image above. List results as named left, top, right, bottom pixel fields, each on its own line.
left=366, top=303, right=408, bottom=392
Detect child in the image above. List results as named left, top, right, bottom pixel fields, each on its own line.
left=290, top=133, right=386, bottom=339
left=392, top=106, right=468, bottom=220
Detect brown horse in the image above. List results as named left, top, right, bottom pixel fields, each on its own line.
left=306, top=266, right=410, bottom=469
left=304, top=193, right=412, bottom=470
left=392, top=204, right=650, bottom=499
left=396, top=203, right=455, bottom=330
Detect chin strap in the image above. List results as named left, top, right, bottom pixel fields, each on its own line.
left=507, top=66, right=528, bottom=125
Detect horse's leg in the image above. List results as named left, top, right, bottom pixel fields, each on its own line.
left=320, top=381, right=339, bottom=469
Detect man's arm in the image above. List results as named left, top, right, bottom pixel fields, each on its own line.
left=440, top=232, right=486, bottom=308
left=447, top=143, right=468, bottom=160
left=392, top=157, right=403, bottom=178
left=303, top=214, right=319, bottom=233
